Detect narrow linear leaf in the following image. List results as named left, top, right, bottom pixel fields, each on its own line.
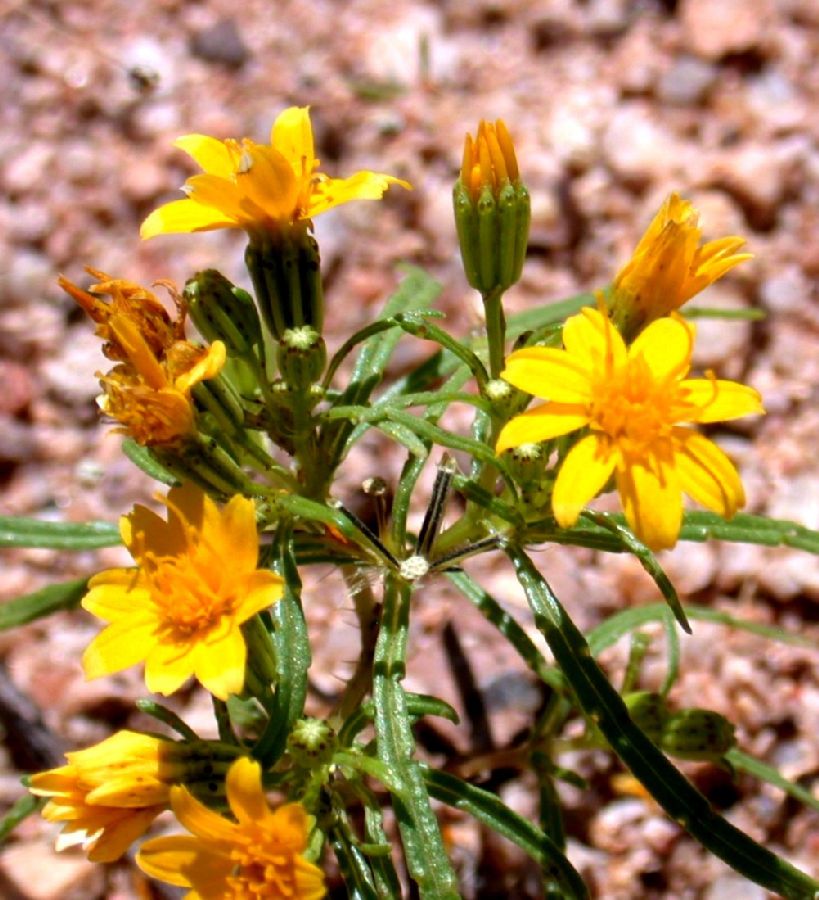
left=424, top=768, right=588, bottom=900
left=588, top=602, right=816, bottom=658
left=122, top=437, right=180, bottom=486
left=0, top=518, right=120, bottom=550
left=510, top=546, right=819, bottom=899
left=727, top=749, right=819, bottom=815
left=0, top=794, right=44, bottom=844
left=0, top=579, right=88, bottom=630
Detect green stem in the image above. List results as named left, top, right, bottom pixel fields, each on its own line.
left=482, top=286, right=506, bottom=378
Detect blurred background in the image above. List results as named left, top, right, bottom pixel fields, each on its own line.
left=1, top=0, right=818, bottom=897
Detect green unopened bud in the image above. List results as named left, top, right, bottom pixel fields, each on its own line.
left=455, top=120, right=530, bottom=295
left=505, top=441, right=547, bottom=487
left=624, top=691, right=669, bottom=743
left=185, top=269, right=265, bottom=361
left=245, top=226, right=324, bottom=341
left=660, top=708, right=736, bottom=761
left=287, top=718, right=337, bottom=768
left=278, top=326, right=327, bottom=390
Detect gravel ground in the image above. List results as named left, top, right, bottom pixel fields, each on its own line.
left=1, top=1, right=819, bottom=897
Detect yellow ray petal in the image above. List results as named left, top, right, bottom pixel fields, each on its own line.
left=234, top=571, right=285, bottom=621
left=681, top=378, right=764, bottom=423
left=235, top=143, right=299, bottom=221
left=496, top=403, right=589, bottom=454
left=629, top=315, right=693, bottom=380
left=225, top=758, right=269, bottom=825
left=87, top=807, right=165, bottom=863
left=144, top=642, right=195, bottom=696
left=616, top=453, right=683, bottom=551
left=500, top=347, right=593, bottom=402
left=308, top=171, right=411, bottom=217
left=140, top=198, right=237, bottom=239
left=82, top=618, right=156, bottom=679
left=192, top=628, right=245, bottom=701
left=271, top=106, right=315, bottom=176
left=552, top=435, right=617, bottom=528
left=137, top=835, right=210, bottom=887
left=173, top=134, right=235, bottom=178
left=673, top=428, right=745, bottom=517
left=171, top=785, right=237, bottom=846
left=562, top=306, right=626, bottom=370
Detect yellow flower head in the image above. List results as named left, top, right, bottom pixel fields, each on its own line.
left=496, top=308, right=764, bottom=551
left=81, top=483, right=283, bottom=700
left=460, top=119, right=520, bottom=203
left=609, top=193, right=752, bottom=338
left=61, top=269, right=225, bottom=446
left=59, top=269, right=185, bottom=363
left=137, top=757, right=326, bottom=900
left=98, top=320, right=226, bottom=446
left=140, top=106, right=410, bottom=242
left=29, top=730, right=177, bottom=862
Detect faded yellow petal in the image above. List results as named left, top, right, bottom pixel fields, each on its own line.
left=681, top=378, right=764, bottom=423
left=501, top=347, right=593, bottom=402
left=616, top=453, right=683, bottom=551
left=496, top=403, right=589, bottom=454
left=629, top=315, right=693, bottom=380
left=673, top=428, right=745, bottom=517
left=173, top=341, right=226, bottom=393
left=173, top=134, right=235, bottom=178
left=140, top=198, right=237, bottom=239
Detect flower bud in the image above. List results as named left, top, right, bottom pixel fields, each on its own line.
left=624, top=690, right=669, bottom=743
left=454, top=120, right=530, bottom=295
left=185, top=269, right=265, bottom=362
left=277, top=326, right=327, bottom=390
left=245, top=226, right=324, bottom=341
left=287, top=718, right=337, bottom=768
left=660, top=708, right=736, bottom=761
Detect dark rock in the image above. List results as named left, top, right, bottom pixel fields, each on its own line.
left=189, top=17, right=249, bottom=69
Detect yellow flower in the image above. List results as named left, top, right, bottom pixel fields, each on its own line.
left=59, top=269, right=185, bottom=363
left=29, top=730, right=176, bottom=862
left=81, top=483, right=283, bottom=700
left=137, top=757, right=326, bottom=900
left=496, top=308, right=764, bottom=551
left=61, top=269, right=226, bottom=446
left=98, top=322, right=226, bottom=446
left=140, top=106, right=410, bottom=241
left=460, top=118, right=520, bottom=203
left=609, top=193, right=752, bottom=338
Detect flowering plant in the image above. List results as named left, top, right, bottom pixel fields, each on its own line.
left=2, top=108, right=818, bottom=898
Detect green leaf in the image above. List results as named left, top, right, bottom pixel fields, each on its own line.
left=424, top=768, right=588, bottom=899
left=0, top=579, right=88, bottom=629
left=122, top=438, right=180, bottom=486
left=587, top=602, right=816, bottom=658
left=682, top=306, right=766, bottom=321
left=0, top=518, right=120, bottom=550
left=727, top=749, right=819, bottom=815
left=252, top=530, right=311, bottom=766
left=0, top=793, right=43, bottom=845
left=509, top=545, right=819, bottom=899
left=373, top=575, right=460, bottom=898
left=585, top=512, right=691, bottom=633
